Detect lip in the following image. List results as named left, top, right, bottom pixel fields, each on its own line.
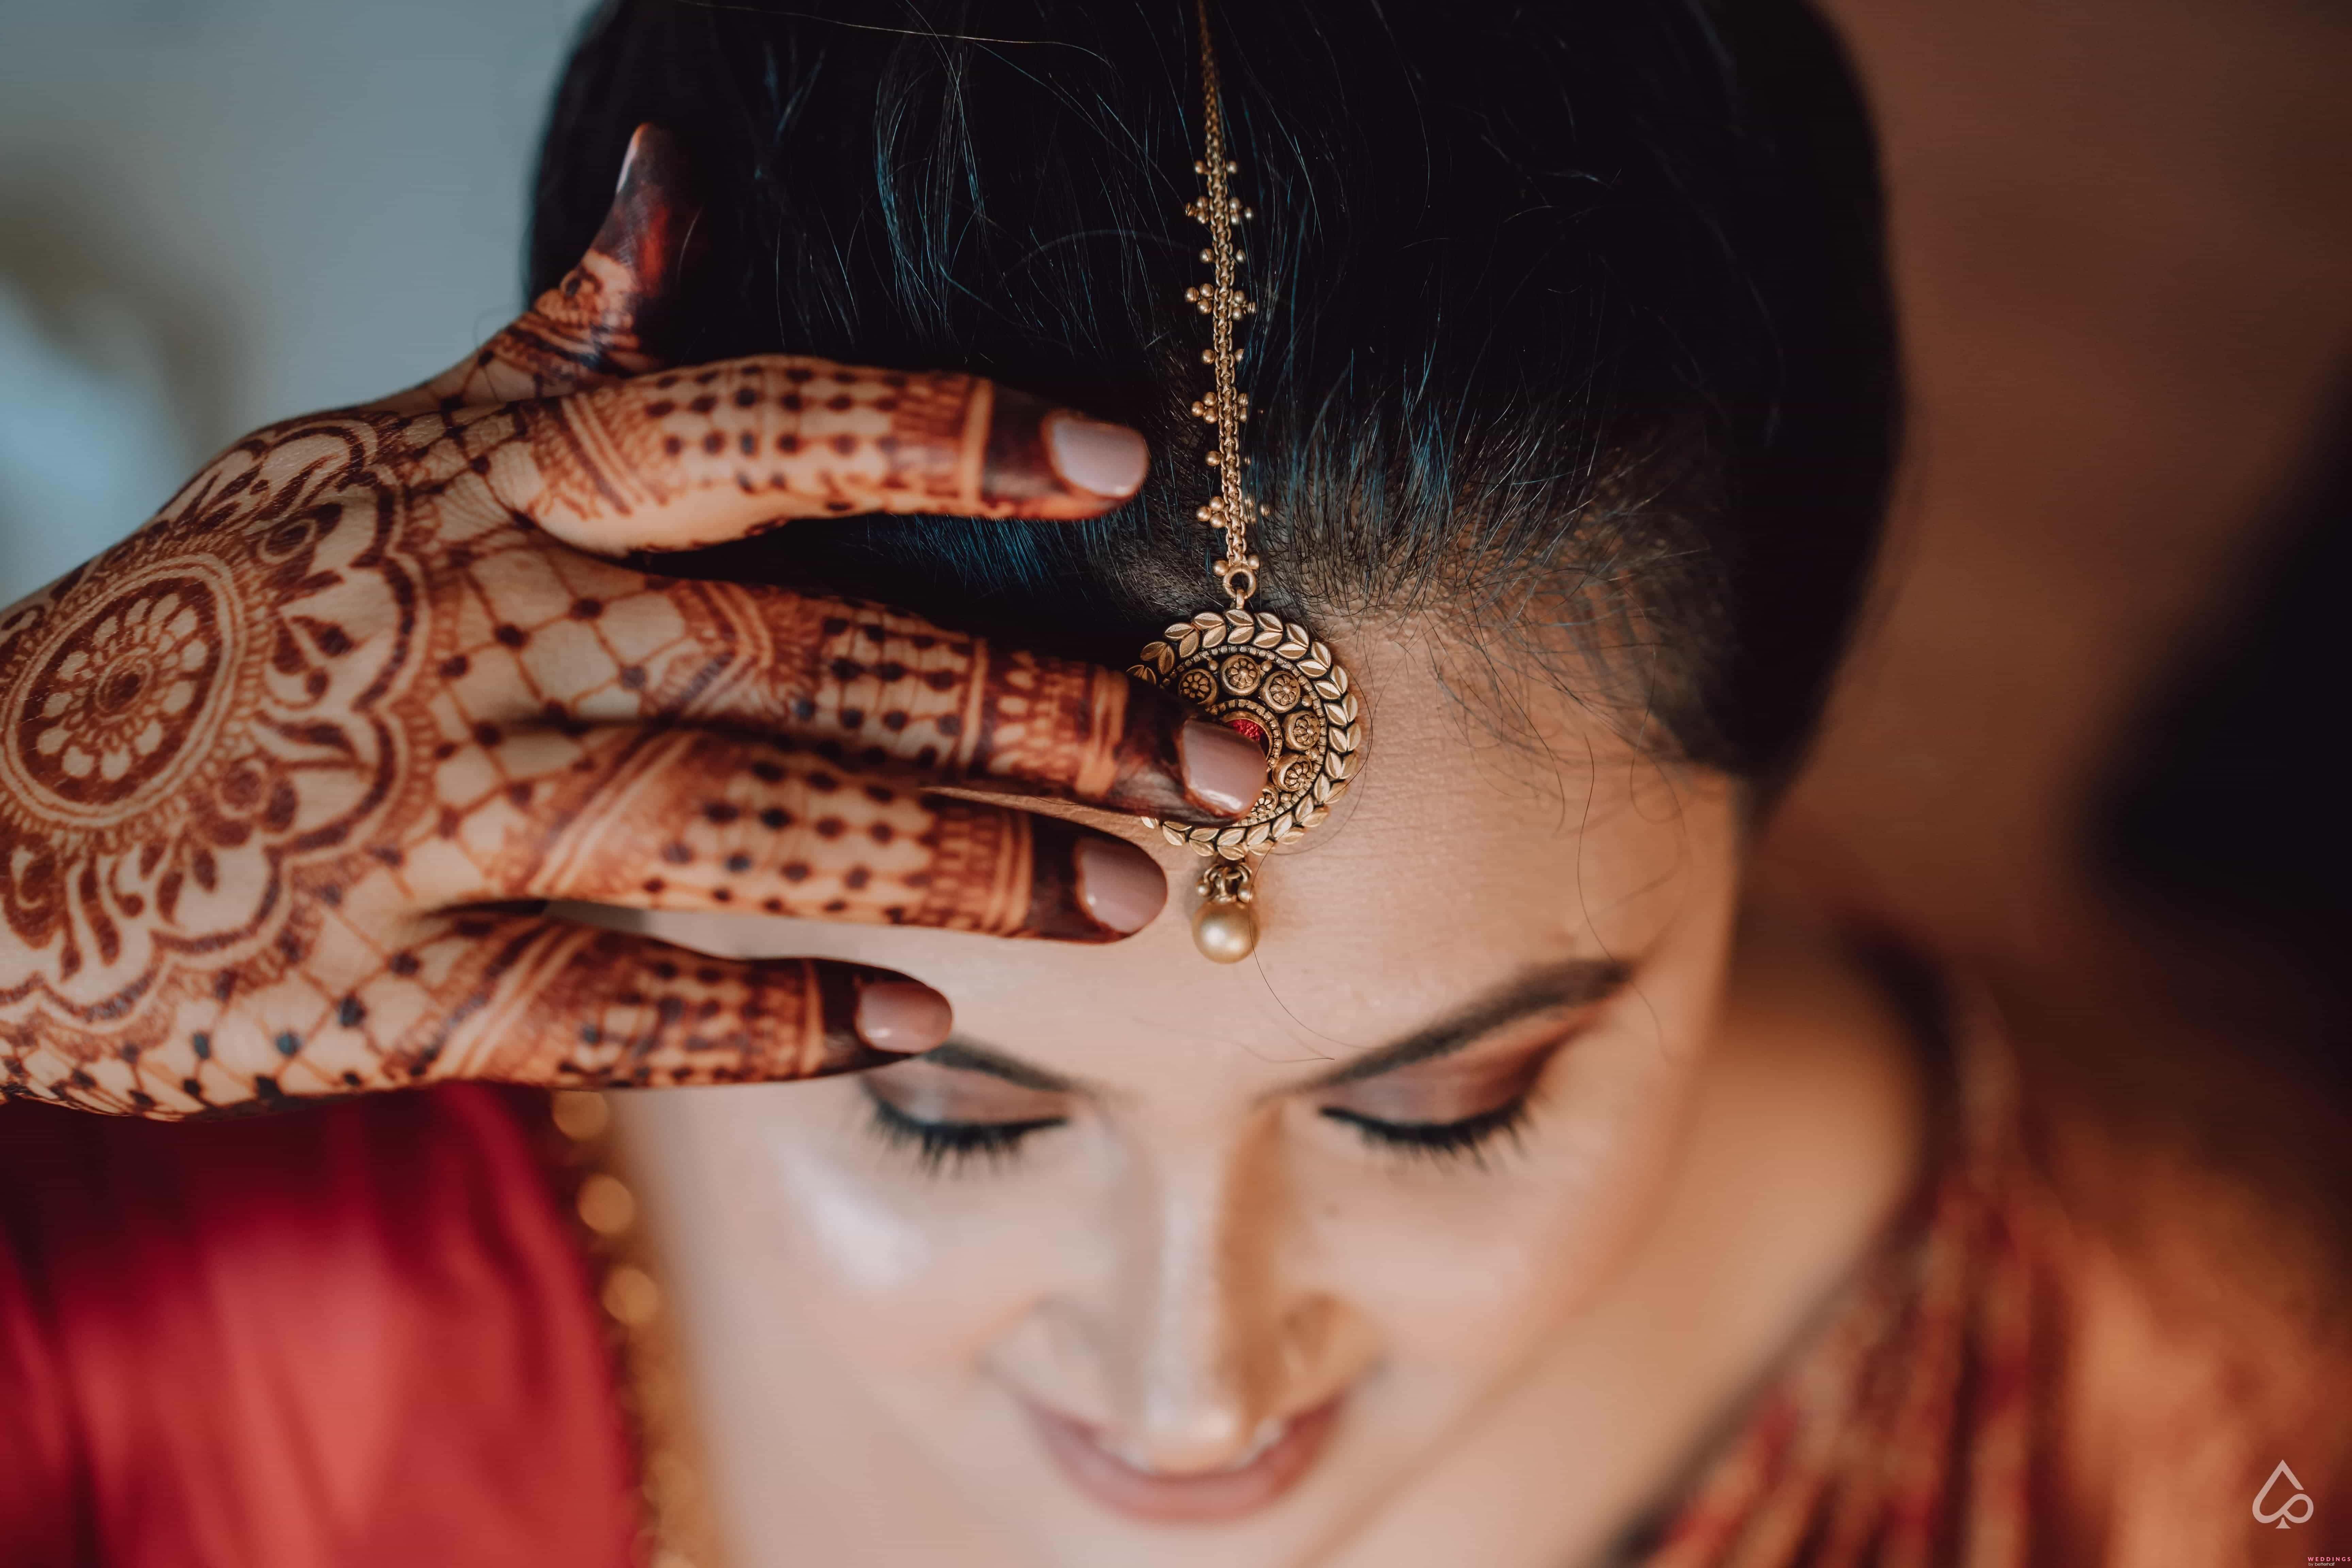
left=1022, top=1396, right=1341, bottom=1523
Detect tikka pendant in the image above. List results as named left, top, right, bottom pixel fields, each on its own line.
left=1142, top=1, right=1365, bottom=961
left=1130, top=610, right=1361, bottom=963
left=1190, top=859, right=1259, bottom=964
left=1131, top=611, right=1360, bottom=854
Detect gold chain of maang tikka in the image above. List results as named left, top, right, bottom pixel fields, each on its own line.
left=1184, top=0, right=1260, bottom=610
left=1130, top=0, right=1364, bottom=963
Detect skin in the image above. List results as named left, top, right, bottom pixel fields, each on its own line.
left=612, top=633, right=1928, bottom=1568
left=0, top=126, right=1265, bottom=1115
left=0, top=126, right=1928, bottom=1565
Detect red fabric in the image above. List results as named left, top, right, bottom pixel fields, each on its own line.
left=1634, top=983, right=2043, bottom=1568
left=7, top=996, right=2321, bottom=1566
left=0, top=1087, right=639, bottom=1568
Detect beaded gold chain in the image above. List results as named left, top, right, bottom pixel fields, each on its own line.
left=1184, top=4, right=1260, bottom=614
left=1129, top=0, right=1365, bottom=963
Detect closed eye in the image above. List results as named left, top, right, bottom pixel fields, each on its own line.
left=1319, top=1095, right=1535, bottom=1170
left=863, top=1087, right=1066, bottom=1177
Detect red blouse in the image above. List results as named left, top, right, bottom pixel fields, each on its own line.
left=0, top=1088, right=639, bottom=1568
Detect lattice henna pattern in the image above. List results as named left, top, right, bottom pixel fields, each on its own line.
left=0, top=126, right=1232, bottom=1117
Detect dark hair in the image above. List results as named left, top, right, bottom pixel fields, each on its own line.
left=530, top=0, right=1894, bottom=786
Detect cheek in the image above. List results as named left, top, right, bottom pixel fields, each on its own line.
left=743, top=1099, right=1096, bottom=1375
left=1308, top=1023, right=1703, bottom=1367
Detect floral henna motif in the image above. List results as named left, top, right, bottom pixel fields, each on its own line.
left=0, top=382, right=1231, bottom=1117
left=0, top=123, right=1248, bottom=1119
left=0, top=425, right=406, bottom=1018
left=15, top=577, right=222, bottom=806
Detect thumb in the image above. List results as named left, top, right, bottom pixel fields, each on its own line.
left=371, top=123, right=702, bottom=415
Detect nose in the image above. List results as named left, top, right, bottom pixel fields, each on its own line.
left=1094, top=1129, right=1350, bottom=1475
left=1116, top=1195, right=1262, bottom=1472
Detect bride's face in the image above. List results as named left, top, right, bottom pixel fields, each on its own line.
left=620, top=628, right=1742, bottom=1566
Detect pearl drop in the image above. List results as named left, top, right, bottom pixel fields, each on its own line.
left=1192, top=899, right=1258, bottom=964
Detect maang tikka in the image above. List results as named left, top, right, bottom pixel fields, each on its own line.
left=1131, top=0, right=1364, bottom=963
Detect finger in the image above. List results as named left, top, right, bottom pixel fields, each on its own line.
left=370, top=124, right=701, bottom=415
left=516, top=730, right=1171, bottom=940
left=397, top=508, right=1263, bottom=824
left=706, top=596, right=1271, bottom=822
left=44, top=914, right=951, bottom=1115
left=493, top=582, right=1267, bottom=822
left=387, top=911, right=950, bottom=1090
left=486, top=357, right=1151, bottom=550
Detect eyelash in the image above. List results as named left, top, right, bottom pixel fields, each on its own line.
left=864, top=1092, right=1067, bottom=1177
left=864, top=1087, right=1539, bottom=1177
left=1319, top=1095, right=1536, bottom=1170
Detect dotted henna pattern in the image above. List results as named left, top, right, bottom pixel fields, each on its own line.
left=0, top=130, right=1207, bottom=1118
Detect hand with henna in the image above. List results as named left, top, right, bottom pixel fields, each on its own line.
left=0, top=126, right=1267, bottom=1118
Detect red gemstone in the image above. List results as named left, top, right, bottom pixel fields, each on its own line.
left=1224, top=715, right=1269, bottom=748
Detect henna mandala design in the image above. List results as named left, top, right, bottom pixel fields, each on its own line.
left=0, top=126, right=1258, bottom=1119
left=15, top=573, right=224, bottom=806
left=0, top=427, right=401, bottom=1007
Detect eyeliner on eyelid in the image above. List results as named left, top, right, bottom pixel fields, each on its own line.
left=1322, top=1095, right=1539, bottom=1170
left=859, top=1074, right=1548, bottom=1180
left=863, top=1089, right=1068, bottom=1177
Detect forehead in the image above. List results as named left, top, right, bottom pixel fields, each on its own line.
left=631, top=629, right=1736, bottom=1092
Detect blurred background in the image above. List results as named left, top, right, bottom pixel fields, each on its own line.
left=6, top=0, right=2350, bottom=1215
left=0, top=0, right=595, bottom=600
left=3, top=0, right=2348, bottom=1399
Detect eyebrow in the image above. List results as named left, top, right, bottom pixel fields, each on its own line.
left=914, top=957, right=1635, bottom=1096
left=1297, top=958, right=1634, bottom=1088
left=915, top=1040, right=1077, bottom=1092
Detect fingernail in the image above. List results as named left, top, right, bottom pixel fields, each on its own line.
left=1179, top=718, right=1268, bottom=817
left=588, top=125, right=697, bottom=295
left=854, top=980, right=952, bottom=1054
left=1074, top=837, right=1168, bottom=935
left=602, top=125, right=657, bottom=227
left=613, top=127, right=646, bottom=195
left=1044, top=411, right=1149, bottom=497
